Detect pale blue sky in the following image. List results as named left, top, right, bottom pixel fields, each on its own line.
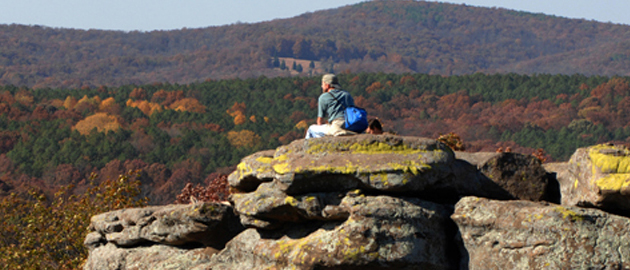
left=0, top=0, right=628, bottom=32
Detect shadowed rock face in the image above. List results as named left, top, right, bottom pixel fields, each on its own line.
left=213, top=194, right=455, bottom=270
left=455, top=151, right=552, bottom=202
left=84, top=138, right=630, bottom=270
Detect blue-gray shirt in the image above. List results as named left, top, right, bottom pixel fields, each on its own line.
left=317, top=89, right=355, bottom=123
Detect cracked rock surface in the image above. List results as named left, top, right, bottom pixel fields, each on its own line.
left=452, top=196, right=630, bottom=269
left=83, top=202, right=244, bottom=270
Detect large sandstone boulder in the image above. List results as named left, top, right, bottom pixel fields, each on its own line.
left=83, top=202, right=244, bottom=270
left=229, top=135, right=539, bottom=205
left=230, top=180, right=348, bottom=229
left=455, top=151, right=553, bottom=202
left=211, top=194, right=456, bottom=270
left=231, top=135, right=455, bottom=195
left=452, top=196, right=630, bottom=269
left=560, top=144, right=630, bottom=215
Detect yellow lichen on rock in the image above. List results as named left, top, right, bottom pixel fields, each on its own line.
left=387, top=160, right=431, bottom=175
left=270, top=153, right=293, bottom=174
left=235, top=162, right=253, bottom=177
left=586, top=144, right=630, bottom=192
left=554, top=206, right=584, bottom=222
left=595, top=174, right=630, bottom=191
left=304, top=164, right=364, bottom=174
left=273, top=162, right=291, bottom=174
left=255, top=156, right=273, bottom=164
left=284, top=196, right=299, bottom=207
left=588, top=144, right=630, bottom=174
left=348, top=142, right=427, bottom=155
left=274, top=154, right=288, bottom=162
left=305, top=140, right=436, bottom=155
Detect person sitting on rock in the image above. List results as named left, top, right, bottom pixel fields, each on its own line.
left=305, top=74, right=357, bottom=139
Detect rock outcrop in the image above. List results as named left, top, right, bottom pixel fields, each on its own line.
left=212, top=194, right=455, bottom=269
left=84, top=135, right=630, bottom=270
left=453, top=196, right=630, bottom=269
left=83, top=202, right=244, bottom=269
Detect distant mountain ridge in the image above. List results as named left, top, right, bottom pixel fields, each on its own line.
left=1, top=0, right=630, bottom=89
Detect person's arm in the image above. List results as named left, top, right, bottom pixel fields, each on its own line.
left=316, top=94, right=328, bottom=125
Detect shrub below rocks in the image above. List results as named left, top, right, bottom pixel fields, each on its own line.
left=0, top=171, right=147, bottom=269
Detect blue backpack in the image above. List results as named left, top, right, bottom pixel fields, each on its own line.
left=328, top=92, right=368, bottom=133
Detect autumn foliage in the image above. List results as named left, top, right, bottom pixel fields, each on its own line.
left=227, top=102, right=248, bottom=125
left=168, top=98, right=206, bottom=113
left=73, top=112, right=121, bottom=135
left=126, top=99, right=163, bottom=116
left=1, top=73, right=629, bottom=211
left=437, top=132, right=465, bottom=151
left=227, top=130, right=261, bottom=148
left=0, top=171, right=147, bottom=269
left=175, top=174, right=230, bottom=204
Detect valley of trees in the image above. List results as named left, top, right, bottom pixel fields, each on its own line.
left=2, top=1, right=630, bottom=89
left=0, top=72, right=628, bottom=206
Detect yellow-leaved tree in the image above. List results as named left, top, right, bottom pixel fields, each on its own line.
left=99, top=97, right=121, bottom=114
left=73, top=95, right=102, bottom=113
left=49, top=99, right=65, bottom=108
left=0, top=171, right=148, bottom=269
left=168, top=98, right=206, bottom=113
left=126, top=100, right=163, bottom=116
left=73, top=113, right=121, bottom=135
left=14, top=90, right=34, bottom=106
left=227, top=130, right=261, bottom=148
left=63, top=96, right=78, bottom=110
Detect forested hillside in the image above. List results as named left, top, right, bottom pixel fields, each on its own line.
left=2, top=1, right=630, bottom=88
left=0, top=73, right=628, bottom=204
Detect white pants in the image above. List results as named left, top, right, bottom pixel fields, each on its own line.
left=305, top=119, right=354, bottom=139
left=305, top=124, right=329, bottom=139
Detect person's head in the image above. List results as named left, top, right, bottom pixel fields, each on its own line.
left=366, top=118, right=383, bottom=134
left=321, top=74, right=341, bottom=93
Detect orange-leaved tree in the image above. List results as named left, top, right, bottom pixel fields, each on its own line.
left=126, top=99, right=163, bottom=116
left=98, top=97, right=121, bottom=114
left=227, top=102, right=247, bottom=125
left=73, top=112, right=121, bottom=135
left=168, top=97, right=206, bottom=113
